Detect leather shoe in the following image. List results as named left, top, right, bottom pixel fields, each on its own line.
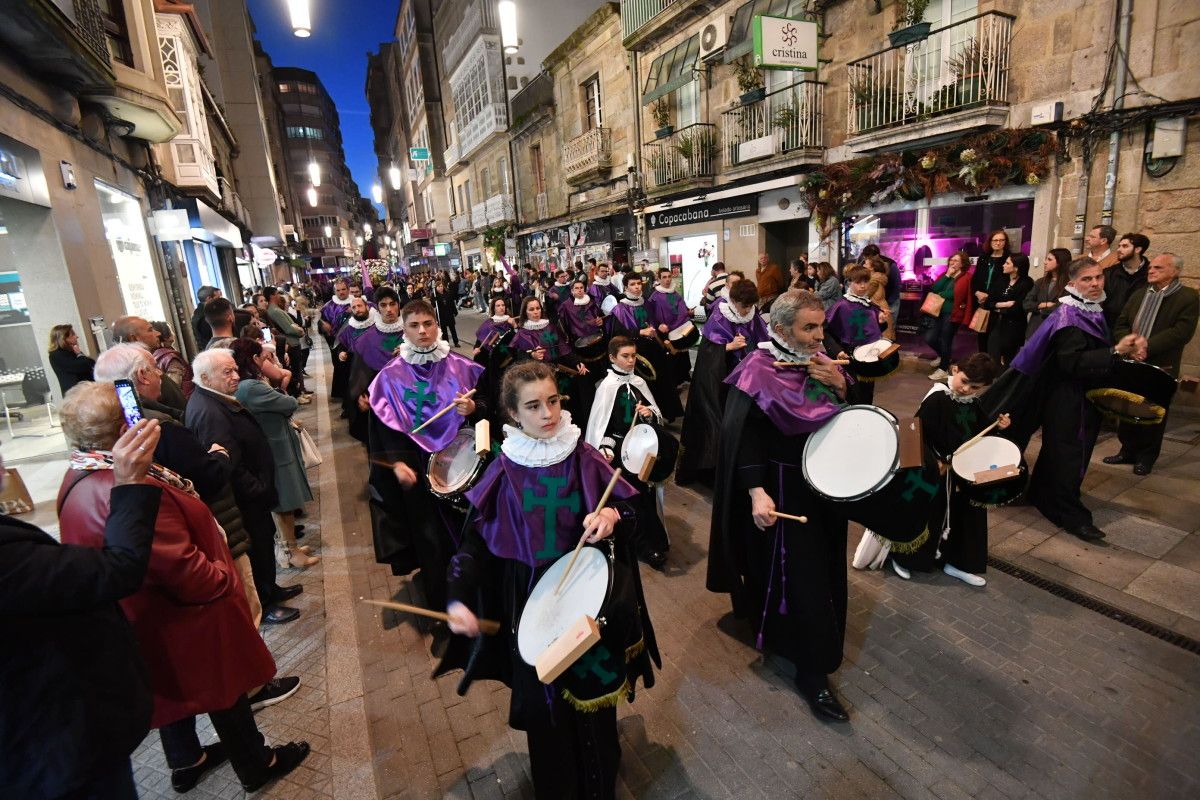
left=803, top=688, right=850, bottom=722
left=262, top=605, right=300, bottom=625
left=641, top=551, right=667, bottom=571
left=171, top=743, right=227, bottom=793
left=1067, top=524, right=1106, bottom=542
left=1102, top=454, right=1134, bottom=465
left=1133, top=463, right=1152, bottom=476
left=240, top=741, right=311, bottom=792
left=275, top=584, right=303, bottom=602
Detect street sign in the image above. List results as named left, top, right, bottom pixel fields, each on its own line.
left=409, top=147, right=430, bottom=161
left=752, top=16, right=818, bottom=71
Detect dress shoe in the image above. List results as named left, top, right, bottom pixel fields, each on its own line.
left=262, top=605, right=300, bottom=625
left=275, top=583, right=303, bottom=601
left=1102, top=453, right=1134, bottom=465
left=802, top=688, right=850, bottom=722
left=240, top=741, right=311, bottom=792
left=641, top=550, right=667, bottom=571
left=1067, top=524, right=1106, bottom=542
left=171, top=743, right=227, bottom=793
left=1133, top=463, right=1152, bottom=476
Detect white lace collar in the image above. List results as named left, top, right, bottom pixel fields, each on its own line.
left=654, top=285, right=677, bottom=295
left=1060, top=286, right=1106, bottom=313
left=720, top=301, right=755, bottom=325
left=329, top=295, right=352, bottom=306
left=924, top=382, right=976, bottom=405
left=621, top=294, right=644, bottom=306
left=501, top=410, right=580, bottom=467
left=758, top=333, right=810, bottom=364
left=593, top=276, right=612, bottom=286
left=523, top=318, right=550, bottom=330
left=399, top=336, right=451, bottom=364
left=374, top=317, right=405, bottom=334
left=491, top=314, right=511, bottom=324
left=843, top=291, right=872, bottom=306
left=572, top=297, right=591, bottom=306
left=346, top=309, right=378, bottom=330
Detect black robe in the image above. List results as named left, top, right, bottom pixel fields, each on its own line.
left=676, top=338, right=730, bottom=485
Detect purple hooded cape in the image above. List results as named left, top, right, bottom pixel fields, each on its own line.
left=512, top=322, right=572, bottom=361
left=703, top=305, right=769, bottom=366
left=560, top=298, right=606, bottom=340
left=368, top=350, right=486, bottom=453
left=321, top=299, right=352, bottom=330
left=646, top=288, right=690, bottom=329
left=350, top=324, right=405, bottom=372
left=587, top=281, right=619, bottom=307
left=1011, top=302, right=1110, bottom=376
left=724, top=349, right=847, bottom=436
left=335, top=320, right=372, bottom=351
left=609, top=299, right=651, bottom=333
left=464, top=443, right=637, bottom=569
left=825, top=297, right=882, bottom=349
left=475, top=318, right=514, bottom=349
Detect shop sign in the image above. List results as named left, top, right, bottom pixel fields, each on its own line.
left=409, top=147, right=430, bottom=161
left=752, top=16, right=818, bottom=71
left=645, top=194, right=759, bottom=230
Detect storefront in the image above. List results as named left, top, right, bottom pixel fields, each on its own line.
left=644, top=194, right=759, bottom=307
left=519, top=213, right=635, bottom=274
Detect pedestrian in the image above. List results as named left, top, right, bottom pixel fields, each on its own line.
left=112, top=315, right=189, bottom=415
left=814, top=261, right=841, bottom=310
left=1101, top=232, right=1150, bottom=328
left=860, top=244, right=901, bottom=322
left=1024, top=248, right=1071, bottom=339
left=986, top=254, right=1034, bottom=368
left=971, top=230, right=1010, bottom=354
left=754, top=252, right=786, bottom=309
left=432, top=279, right=461, bottom=347
left=1084, top=223, right=1120, bottom=271
left=150, top=321, right=194, bottom=399
left=924, top=251, right=974, bottom=382
left=701, top=261, right=730, bottom=315
left=191, top=286, right=220, bottom=350
left=47, top=323, right=95, bottom=396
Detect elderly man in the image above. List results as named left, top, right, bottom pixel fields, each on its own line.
left=187, top=349, right=301, bottom=625
left=755, top=253, right=786, bottom=309
left=1106, top=253, right=1199, bottom=474
left=112, top=315, right=188, bottom=415
left=320, top=278, right=353, bottom=341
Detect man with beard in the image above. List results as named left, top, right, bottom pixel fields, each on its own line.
left=606, top=273, right=684, bottom=421
left=333, top=296, right=377, bottom=413
left=345, top=288, right=404, bottom=442
left=319, top=279, right=353, bottom=345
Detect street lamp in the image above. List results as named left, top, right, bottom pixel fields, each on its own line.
left=372, top=183, right=383, bottom=204
left=308, top=161, right=321, bottom=187
left=363, top=222, right=373, bottom=235
left=355, top=235, right=364, bottom=246
left=498, top=1, right=518, bottom=54
left=287, top=0, right=311, bottom=38
left=388, top=164, right=402, bottom=190
left=306, top=186, right=318, bottom=207
left=323, top=225, right=332, bottom=237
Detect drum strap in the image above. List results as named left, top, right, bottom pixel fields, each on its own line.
left=934, top=468, right=952, bottom=560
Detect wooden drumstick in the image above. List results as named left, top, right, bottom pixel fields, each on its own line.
left=769, top=511, right=809, bottom=524
left=555, top=468, right=624, bottom=595
left=360, top=598, right=501, bottom=635
left=411, top=388, right=477, bottom=435
left=953, top=416, right=1003, bottom=456
left=773, top=360, right=851, bottom=367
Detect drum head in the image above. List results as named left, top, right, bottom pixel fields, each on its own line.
left=576, top=333, right=603, bottom=348
left=621, top=424, right=660, bottom=475
left=852, top=339, right=894, bottom=362
left=803, top=406, right=899, bottom=500
left=669, top=321, right=695, bottom=340
left=518, top=547, right=610, bottom=666
left=428, top=430, right=482, bottom=495
left=952, top=437, right=1021, bottom=483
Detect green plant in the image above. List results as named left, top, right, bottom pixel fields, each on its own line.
left=734, top=56, right=764, bottom=95
left=772, top=100, right=799, bottom=129
left=946, top=36, right=993, bottom=78
left=650, top=98, right=671, bottom=129
left=675, top=127, right=718, bottom=161
left=893, top=0, right=931, bottom=30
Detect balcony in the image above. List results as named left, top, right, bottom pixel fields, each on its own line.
left=443, top=0, right=496, bottom=72
left=0, top=0, right=115, bottom=93
left=621, top=0, right=718, bottom=52
left=218, top=178, right=250, bottom=229
left=444, top=140, right=464, bottom=175
left=535, top=192, right=548, bottom=220
left=846, top=11, right=1014, bottom=152
left=485, top=193, right=515, bottom=226
left=458, top=102, right=508, bottom=160
left=451, top=212, right=476, bottom=240
left=641, top=123, right=718, bottom=194
left=510, top=71, right=554, bottom=136
left=721, top=81, right=824, bottom=175
left=563, top=127, right=613, bottom=186
left=471, top=201, right=488, bottom=231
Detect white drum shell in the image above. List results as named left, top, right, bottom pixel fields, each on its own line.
left=952, top=437, right=1022, bottom=483
left=620, top=424, right=661, bottom=475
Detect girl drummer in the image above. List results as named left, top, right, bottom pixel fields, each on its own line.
left=891, top=353, right=1012, bottom=586
left=825, top=263, right=891, bottom=404
left=513, top=295, right=593, bottom=419
left=444, top=361, right=659, bottom=799
left=473, top=296, right=515, bottom=361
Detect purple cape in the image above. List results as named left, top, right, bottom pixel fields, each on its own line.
left=646, top=289, right=690, bottom=329
left=560, top=298, right=606, bottom=340
left=702, top=306, right=769, bottom=366
left=321, top=300, right=351, bottom=329
left=475, top=318, right=514, bottom=349
left=587, top=282, right=619, bottom=307
left=512, top=323, right=571, bottom=361
left=825, top=297, right=882, bottom=349
left=1011, top=302, right=1110, bottom=376
left=465, top=443, right=637, bottom=569
left=368, top=351, right=486, bottom=453
left=350, top=325, right=405, bottom=372
left=725, top=349, right=847, bottom=436
left=335, top=321, right=372, bottom=351
left=609, top=299, right=650, bottom=333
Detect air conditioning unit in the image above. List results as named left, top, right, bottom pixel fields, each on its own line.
left=699, top=16, right=728, bottom=62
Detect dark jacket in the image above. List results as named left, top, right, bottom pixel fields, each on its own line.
left=191, top=304, right=212, bottom=350
left=184, top=387, right=278, bottom=515
left=882, top=255, right=901, bottom=305
left=48, top=348, right=95, bottom=396
left=971, top=254, right=1009, bottom=303
left=0, top=484, right=161, bottom=800
left=1114, top=284, right=1200, bottom=376
left=1102, top=258, right=1149, bottom=328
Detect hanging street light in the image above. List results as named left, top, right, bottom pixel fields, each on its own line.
left=306, top=186, right=318, bottom=207
left=372, top=183, right=383, bottom=204
left=355, top=234, right=364, bottom=246
left=498, top=1, right=518, bottom=54
left=308, top=161, right=321, bottom=187
left=287, top=0, right=311, bottom=38
left=323, top=225, right=332, bottom=237
left=363, top=222, right=373, bottom=235
left=388, top=164, right=402, bottom=190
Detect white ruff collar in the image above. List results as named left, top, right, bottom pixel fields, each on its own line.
left=329, top=295, right=352, bottom=306
left=925, top=382, right=976, bottom=405
left=347, top=308, right=379, bottom=330
left=572, top=297, right=591, bottom=306
left=502, top=410, right=580, bottom=467
left=491, top=314, right=511, bottom=324
left=523, top=318, right=550, bottom=330
left=720, top=301, right=755, bottom=325
left=593, top=276, right=612, bottom=286
left=400, top=336, right=451, bottom=364
left=621, top=295, right=644, bottom=306
left=843, top=291, right=872, bottom=306
left=374, top=318, right=405, bottom=334
left=758, top=333, right=810, bottom=364
left=1060, top=287, right=1106, bottom=312
left=654, top=285, right=676, bottom=295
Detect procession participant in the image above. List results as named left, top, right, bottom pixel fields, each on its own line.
left=560, top=280, right=606, bottom=343
left=588, top=263, right=620, bottom=308
left=825, top=264, right=890, bottom=404
left=983, top=258, right=1143, bottom=542
left=701, top=262, right=729, bottom=315
left=367, top=299, right=487, bottom=625
left=472, top=296, right=516, bottom=362
left=890, top=353, right=1010, bottom=587
left=677, top=278, right=767, bottom=486
left=707, top=290, right=853, bottom=722
left=647, top=267, right=694, bottom=385
left=332, top=296, right=376, bottom=402
left=512, top=296, right=592, bottom=420
left=441, top=361, right=658, bottom=799
left=344, top=287, right=406, bottom=442
left=606, top=273, right=684, bottom=422
left=1107, top=252, right=1199, bottom=475
left=318, top=279, right=352, bottom=345
left=545, top=269, right=574, bottom=318
left=585, top=336, right=670, bottom=569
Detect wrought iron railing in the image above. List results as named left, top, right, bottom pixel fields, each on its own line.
left=641, top=123, right=717, bottom=189
left=721, top=80, right=824, bottom=168
left=471, top=201, right=488, bottom=230
left=621, top=0, right=682, bottom=41
left=563, top=128, right=612, bottom=184
left=485, top=193, right=515, bottom=225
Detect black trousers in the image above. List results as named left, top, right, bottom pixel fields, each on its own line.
left=243, top=506, right=280, bottom=608
left=1116, top=408, right=1169, bottom=467
left=159, top=695, right=272, bottom=784
left=1028, top=407, right=1100, bottom=530
left=442, top=318, right=460, bottom=345
left=58, top=758, right=136, bottom=800
left=526, top=705, right=620, bottom=800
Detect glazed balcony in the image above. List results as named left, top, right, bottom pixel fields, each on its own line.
left=721, top=80, right=824, bottom=175
left=444, top=140, right=464, bottom=176
left=458, top=102, right=508, bottom=159
left=485, top=193, right=515, bottom=226
left=450, top=212, right=475, bottom=240
left=471, top=201, right=488, bottom=231
left=846, top=11, right=1014, bottom=152
left=563, top=127, right=613, bottom=186
left=442, top=0, right=497, bottom=72
left=641, top=122, right=717, bottom=194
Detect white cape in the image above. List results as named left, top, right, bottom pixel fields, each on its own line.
left=584, top=369, right=664, bottom=450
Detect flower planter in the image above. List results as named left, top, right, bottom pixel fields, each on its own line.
left=888, top=21, right=931, bottom=48
left=655, top=125, right=674, bottom=140
left=739, top=88, right=766, bottom=105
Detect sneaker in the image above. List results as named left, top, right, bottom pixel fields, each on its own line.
left=943, top=563, right=986, bottom=586
left=239, top=741, right=311, bottom=792
left=249, top=676, right=301, bottom=711
left=171, top=743, right=227, bottom=793
left=928, top=368, right=949, bottom=382
left=891, top=560, right=911, bottom=580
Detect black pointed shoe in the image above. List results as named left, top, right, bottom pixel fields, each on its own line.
left=240, top=741, right=311, bottom=792
left=804, top=688, right=850, bottom=723
left=1067, top=524, right=1106, bottom=542
left=172, top=743, right=227, bottom=793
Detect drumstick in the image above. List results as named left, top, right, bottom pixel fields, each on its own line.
left=769, top=511, right=809, bottom=524
left=360, top=598, right=501, bottom=635
left=773, top=360, right=851, bottom=367
left=411, top=389, right=477, bottom=435
left=554, top=468, right=624, bottom=595
left=953, top=417, right=1003, bottom=456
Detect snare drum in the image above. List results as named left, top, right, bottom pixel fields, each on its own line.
left=1087, top=358, right=1177, bottom=424
left=427, top=429, right=489, bottom=509
left=620, top=423, right=679, bottom=483
left=667, top=321, right=700, bottom=351
left=518, top=546, right=611, bottom=667
left=849, top=339, right=900, bottom=381
left=802, top=405, right=939, bottom=546
left=574, top=333, right=608, bottom=362
left=951, top=436, right=1028, bottom=508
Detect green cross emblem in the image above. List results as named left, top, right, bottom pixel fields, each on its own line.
left=618, top=388, right=638, bottom=425
left=666, top=292, right=680, bottom=312
left=900, top=469, right=940, bottom=502
left=804, top=378, right=838, bottom=405
left=382, top=333, right=404, bottom=353
left=403, top=380, right=436, bottom=426
left=540, top=329, right=558, bottom=346
left=633, top=306, right=648, bottom=327
left=571, top=644, right=618, bottom=684
left=522, top=476, right=581, bottom=560
left=954, top=405, right=975, bottom=436
left=848, top=308, right=870, bottom=342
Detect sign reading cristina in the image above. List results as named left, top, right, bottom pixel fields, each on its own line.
left=752, top=16, right=818, bottom=71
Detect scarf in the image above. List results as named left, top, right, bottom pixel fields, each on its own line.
left=399, top=336, right=451, bottom=365
left=522, top=318, right=550, bottom=330
left=1132, top=279, right=1182, bottom=338
left=1059, top=286, right=1106, bottom=312
left=842, top=291, right=872, bottom=306
left=501, top=410, right=580, bottom=467
left=69, top=449, right=199, bottom=498
left=720, top=300, right=755, bottom=325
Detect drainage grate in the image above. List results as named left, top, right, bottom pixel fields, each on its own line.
left=987, top=556, right=1200, bottom=656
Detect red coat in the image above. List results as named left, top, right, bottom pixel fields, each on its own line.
left=951, top=271, right=976, bottom=324
left=57, top=470, right=275, bottom=728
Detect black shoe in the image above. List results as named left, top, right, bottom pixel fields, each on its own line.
left=1067, top=524, right=1106, bottom=542
left=249, top=676, right=301, bottom=711
left=240, top=741, right=311, bottom=792
left=1102, top=454, right=1134, bottom=465
left=641, top=550, right=667, bottom=571
left=171, top=743, right=227, bottom=793
left=803, top=688, right=850, bottom=722
left=262, top=605, right=300, bottom=625
left=1133, top=463, right=1152, bottom=476
left=274, top=584, right=303, bottom=602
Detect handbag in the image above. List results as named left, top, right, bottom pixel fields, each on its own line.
left=968, top=307, right=991, bottom=333
left=293, top=420, right=323, bottom=469
left=919, top=292, right=945, bottom=317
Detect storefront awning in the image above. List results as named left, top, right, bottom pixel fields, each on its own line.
left=642, top=35, right=700, bottom=106
left=724, top=0, right=810, bottom=63
left=181, top=198, right=243, bottom=249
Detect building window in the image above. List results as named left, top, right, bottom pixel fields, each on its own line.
left=582, top=76, right=602, bottom=131
left=97, top=0, right=133, bottom=66
left=499, top=156, right=510, bottom=194
left=463, top=179, right=472, bottom=209
left=675, top=78, right=699, bottom=128
left=480, top=167, right=490, bottom=198
left=286, top=126, right=324, bottom=140
left=530, top=144, right=545, bottom=195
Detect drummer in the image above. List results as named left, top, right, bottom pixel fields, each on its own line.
left=825, top=264, right=891, bottom=404
left=607, top=272, right=684, bottom=422
left=707, top=290, right=853, bottom=723
left=647, top=267, right=694, bottom=386
left=333, top=295, right=377, bottom=420
left=472, top=296, right=515, bottom=362
left=560, top=279, right=606, bottom=343
left=890, top=353, right=1011, bottom=586
left=588, top=262, right=620, bottom=308
left=443, top=361, right=658, bottom=798
left=545, top=269, right=573, bottom=319
left=513, top=296, right=592, bottom=420
left=366, top=298, right=488, bottom=639
left=585, top=336, right=671, bottom=570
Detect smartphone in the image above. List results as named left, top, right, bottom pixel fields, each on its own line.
left=114, top=379, right=144, bottom=427
left=262, top=327, right=274, bottom=344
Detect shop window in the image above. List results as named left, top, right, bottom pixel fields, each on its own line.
left=95, top=181, right=165, bottom=321
left=97, top=0, right=133, bottom=66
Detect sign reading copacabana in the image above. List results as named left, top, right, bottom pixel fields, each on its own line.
left=752, top=16, right=818, bottom=71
